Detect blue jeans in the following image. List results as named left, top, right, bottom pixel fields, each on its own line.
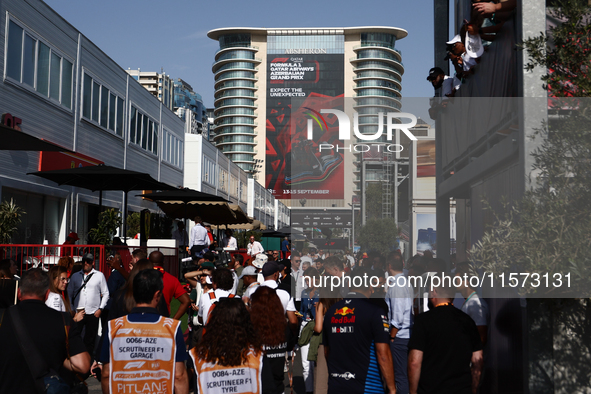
left=390, top=337, right=410, bottom=394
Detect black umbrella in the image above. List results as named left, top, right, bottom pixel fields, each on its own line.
left=28, top=164, right=176, bottom=239
left=1, top=123, right=74, bottom=152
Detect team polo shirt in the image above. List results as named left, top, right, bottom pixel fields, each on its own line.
left=323, top=293, right=390, bottom=394
left=99, top=307, right=188, bottom=364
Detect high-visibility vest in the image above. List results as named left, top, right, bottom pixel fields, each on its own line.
left=108, top=315, right=180, bottom=394
left=190, top=347, right=263, bottom=394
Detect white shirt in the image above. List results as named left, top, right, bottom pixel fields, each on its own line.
left=67, top=268, right=109, bottom=314
left=385, top=273, right=414, bottom=339
left=462, top=52, right=478, bottom=71
left=189, top=224, right=210, bottom=248
left=291, top=268, right=304, bottom=301
left=198, top=288, right=240, bottom=324
left=247, top=241, right=264, bottom=256
left=244, top=281, right=260, bottom=299
left=46, top=292, right=66, bottom=312
left=260, top=279, right=296, bottom=313
left=222, top=236, right=238, bottom=250
left=461, top=292, right=490, bottom=326
left=230, top=270, right=239, bottom=295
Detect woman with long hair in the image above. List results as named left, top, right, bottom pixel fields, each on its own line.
left=250, top=286, right=291, bottom=394
left=46, top=266, right=85, bottom=322
left=313, top=286, right=343, bottom=394
left=191, top=298, right=262, bottom=393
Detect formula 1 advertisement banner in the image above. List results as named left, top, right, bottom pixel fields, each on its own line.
left=265, top=54, right=344, bottom=200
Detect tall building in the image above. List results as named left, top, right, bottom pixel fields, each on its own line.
left=208, top=27, right=407, bottom=221
left=126, top=68, right=174, bottom=110
left=173, top=78, right=208, bottom=138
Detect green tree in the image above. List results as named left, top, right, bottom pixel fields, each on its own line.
left=358, top=218, right=399, bottom=256
left=472, top=0, right=591, bottom=296
left=365, top=183, right=383, bottom=220
left=0, top=199, right=25, bottom=244
left=88, top=209, right=122, bottom=246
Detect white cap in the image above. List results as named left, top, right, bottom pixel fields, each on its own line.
left=239, top=265, right=258, bottom=279
left=446, top=34, right=462, bottom=45
left=465, top=33, right=484, bottom=58
left=252, top=254, right=268, bottom=269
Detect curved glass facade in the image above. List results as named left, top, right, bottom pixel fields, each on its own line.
left=215, top=70, right=256, bottom=82
left=353, top=33, right=404, bottom=152
left=216, top=135, right=255, bottom=144
left=216, top=49, right=256, bottom=62
left=219, top=34, right=251, bottom=50
left=216, top=98, right=256, bottom=108
left=215, top=116, right=255, bottom=125
left=215, top=89, right=256, bottom=100
left=361, top=32, right=397, bottom=50
left=215, top=107, right=255, bottom=117
left=216, top=80, right=256, bottom=89
left=213, top=34, right=259, bottom=171
left=215, top=62, right=256, bottom=73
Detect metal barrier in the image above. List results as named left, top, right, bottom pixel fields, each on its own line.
left=1, top=244, right=180, bottom=280
left=109, top=245, right=180, bottom=279
left=0, top=244, right=106, bottom=276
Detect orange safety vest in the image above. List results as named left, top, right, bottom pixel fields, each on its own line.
left=189, top=347, right=263, bottom=394
left=108, top=315, right=180, bottom=394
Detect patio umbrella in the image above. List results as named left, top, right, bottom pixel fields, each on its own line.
left=139, top=188, right=250, bottom=226
left=28, top=164, right=176, bottom=239
left=1, top=123, right=74, bottom=152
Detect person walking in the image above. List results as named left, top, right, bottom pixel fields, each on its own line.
left=68, top=253, right=109, bottom=361
left=100, top=268, right=189, bottom=394
left=0, top=268, right=90, bottom=393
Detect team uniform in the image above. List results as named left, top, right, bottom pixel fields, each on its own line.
left=323, top=293, right=391, bottom=394
left=100, top=307, right=188, bottom=394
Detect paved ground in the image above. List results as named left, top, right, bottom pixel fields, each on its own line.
left=86, top=348, right=306, bottom=394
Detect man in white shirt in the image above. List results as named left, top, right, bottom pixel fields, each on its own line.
left=221, top=229, right=238, bottom=250
left=189, top=216, right=210, bottom=259
left=246, top=235, right=264, bottom=257
left=260, top=261, right=296, bottom=315
left=290, top=252, right=304, bottom=310
left=239, top=266, right=260, bottom=303
left=68, top=253, right=109, bottom=360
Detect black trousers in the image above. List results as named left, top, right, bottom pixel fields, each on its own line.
left=78, top=313, right=100, bottom=359
left=190, top=245, right=207, bottom=259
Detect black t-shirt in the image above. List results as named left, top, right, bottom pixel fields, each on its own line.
left=323, top=293, right=390, bottom=394
left=0, top=300, right=86, bottom=393
left=408, top=304, right=483, bottom=394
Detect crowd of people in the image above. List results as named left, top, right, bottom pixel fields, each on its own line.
left=0, top=230, right=491, bottom=394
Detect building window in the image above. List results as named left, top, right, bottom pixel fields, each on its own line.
left=5, top=19, right=73, bottom=109
left=129, top=105, right=159, bottom=154
left=203, top=158, right=216, bottom=186
left=162, top=129, right=183, bottom=169
left=81, top=72, right=124, bottom=136
left=219, top=169, right=228, bottom=193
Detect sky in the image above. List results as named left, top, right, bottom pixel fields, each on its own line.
left=45, top=0, right=440, bottom=111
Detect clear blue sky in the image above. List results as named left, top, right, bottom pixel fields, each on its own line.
left=45, top=0, right=441, bottom=109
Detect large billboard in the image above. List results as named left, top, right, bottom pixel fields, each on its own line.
left=265, top=53, right=344, bottom=200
